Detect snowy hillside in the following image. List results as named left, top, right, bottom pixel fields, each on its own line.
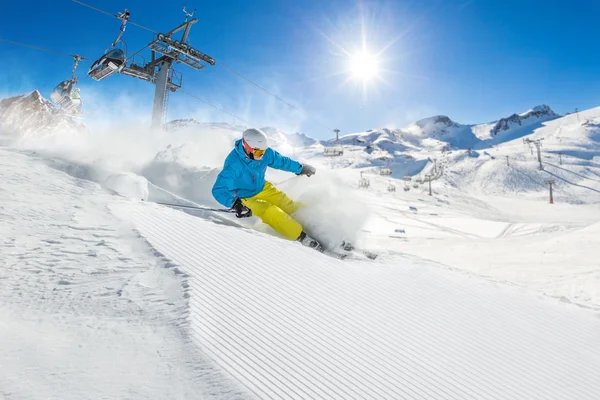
left=3, top=148, right=600, bottom=399
left=2, top=90, right=600, bottom=398
left=331, top=104, right=560, bottom=153
left=441, top=106, right=600, bottom=203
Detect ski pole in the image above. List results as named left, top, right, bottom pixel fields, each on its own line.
left=273, top=175, right=298, bottom=186
left=154, top=201, right=235, bottom=213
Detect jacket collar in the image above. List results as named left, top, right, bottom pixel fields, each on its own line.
left=234, top=139, right=262, bottom=165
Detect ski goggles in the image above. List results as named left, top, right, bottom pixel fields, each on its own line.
left=242, top=139, right=266, bottom=159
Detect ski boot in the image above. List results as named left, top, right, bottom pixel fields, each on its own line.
left=297, top=231, right=324, bottom=252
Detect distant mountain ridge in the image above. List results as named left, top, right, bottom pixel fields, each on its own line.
left=0, top=90, right=86, bottom=139
left=490, top=105, right=558, bottom=136
left=336, top=105, right=561, bottom=152
left=0, top=91, right=562, bottom=153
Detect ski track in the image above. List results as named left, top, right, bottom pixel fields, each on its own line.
left=111, top=201, right=600, bottom=400
left=0, top=150, right=249, bottom=400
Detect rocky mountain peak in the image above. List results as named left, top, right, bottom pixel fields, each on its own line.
left=0, top=90, right=86, bottom=139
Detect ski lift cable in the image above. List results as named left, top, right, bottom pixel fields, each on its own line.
left=72, top=0, right=157, bottom=34
left=179, top=88, right=255, bottom=127
left=0, top=37, right=87, bottom=60
left=217, top=61, right=336, bottom=132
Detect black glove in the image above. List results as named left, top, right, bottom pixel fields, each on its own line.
left=232, top=198, right=252, bottom=218
left=298, top=164, right=316, bottom=177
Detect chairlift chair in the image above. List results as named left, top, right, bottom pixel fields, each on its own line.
left=49, top=54, right=84, bottom=114
left=323, top=146, right=344, bottom=157
left=87, top=10, right=130, bottom=81
left=88, top=48, right=126, bottom=81
left=358, top=171, right=370, bottom=188
left=358, top=179, right=370, bottom=188
left=50, top=80, right=82, bottom=112
left=50, top=80, right=73, bottom=105
left=387, top=181, right=396, bottom=192
left=379, top=168, right=392, bottom=176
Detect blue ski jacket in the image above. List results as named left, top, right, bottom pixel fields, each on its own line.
left=212, top=139, right=303, bottom=208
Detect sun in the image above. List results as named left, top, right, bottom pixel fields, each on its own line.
left=349, top=51, right=379, bottom=81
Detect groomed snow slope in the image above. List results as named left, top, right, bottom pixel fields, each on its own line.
left=0, top=149, right=248, bottom=399
left=111, top=201, right=600, bottom=400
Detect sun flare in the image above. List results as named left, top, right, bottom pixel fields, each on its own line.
left=349, top=51, right=379, bottom=81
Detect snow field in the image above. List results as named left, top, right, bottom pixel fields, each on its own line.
left=113, top=200, right=600, bottom=400
left=0, top=149, right=248, bottom=399
left=2, top=96, right=600, bottom=399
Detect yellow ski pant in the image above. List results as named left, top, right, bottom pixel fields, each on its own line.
left=241, top=181, right=303, bottom=241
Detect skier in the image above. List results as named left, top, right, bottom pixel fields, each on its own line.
left=71, top=88, right=82, bottom=113
left=212, top=128, right=322, bottom=250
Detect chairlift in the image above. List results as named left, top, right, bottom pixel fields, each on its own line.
left=324, top=146, right=344, bottom=157
left=88, top=9, right=130, bottom=81
left=88, top=48, right=126, bottom=81
left=50, top=80, right=81, bottom=112
left=358, top=172, right=370, bottom=188
left=379, top=168, right=392, bottom=176
left=50, top=55, right=84, bottom=114
left=324, top=129, right=344, bottom=157
left=387, top=180, right=396, bottom=193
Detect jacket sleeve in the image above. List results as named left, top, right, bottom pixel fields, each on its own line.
left=267, top=149, right=303, bottom=174
left=211, top=167, right=238, bottom=208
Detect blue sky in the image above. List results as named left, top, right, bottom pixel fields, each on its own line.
left=1, top=0, right=599, bottom=139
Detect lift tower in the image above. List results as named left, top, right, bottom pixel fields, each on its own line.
left=523, top=138, right=545, bottom=170
left=81, top=4, right=215, bottom=131
left=147, top=7, right=215, bottom=130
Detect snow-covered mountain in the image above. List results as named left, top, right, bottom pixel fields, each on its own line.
left=490, top=104, right=558, bottom=136
left=165, top=118, right=247, bottom=133
left=0, top=91, right=561, bottom=158
left=343, top=105, right=561, bottom=153
left=165, top=118, right=317, bottom=149
left=1, top=90, right=597, bottom=203
left=0, top=90, right=86, bottom=139
left=260, top=126, right=318, bottom=148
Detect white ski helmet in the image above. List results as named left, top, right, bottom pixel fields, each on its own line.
left=242, top=128, right=268, bottom=150
left=242, top=128, right=269, bottom=159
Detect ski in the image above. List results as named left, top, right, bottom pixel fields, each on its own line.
left=300, top=239, right=377, bottom=261
left=322, top=249, right=349, bottom=260
left=339, top=241, right=379, bottom=260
